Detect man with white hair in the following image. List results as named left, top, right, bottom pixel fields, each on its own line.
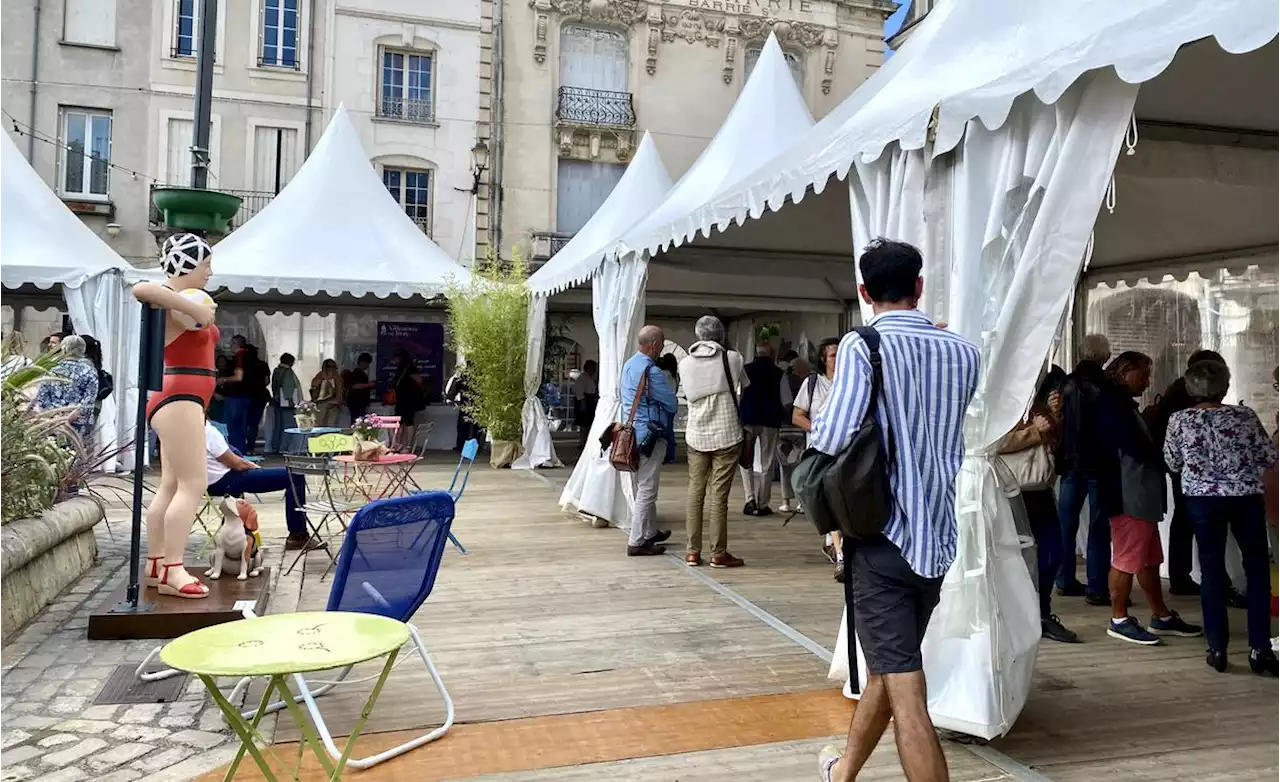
left=1055, top=332, right=1114, bottom=602
left=619, top=325, right=678, bottom=556
left=679, top=315, right=748, bottom=568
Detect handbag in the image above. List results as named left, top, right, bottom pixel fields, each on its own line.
left=720, top=350, right=755, bottom=470
left=999, top=440, right=1056, bottom=491
left=609, top=365, right=649, bottom=473
left=790, top=326, right=894, bottom=540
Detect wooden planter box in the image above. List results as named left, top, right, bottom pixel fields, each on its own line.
left=1, top=497, right=103, bottom=639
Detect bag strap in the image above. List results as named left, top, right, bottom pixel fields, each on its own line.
left=806, top=372, right=818, bottom=403
left=720, top=350, right=741, bottom=414
left=854, top=326, right=895, bottom=461
left=624, top=362, right=649, bottom=426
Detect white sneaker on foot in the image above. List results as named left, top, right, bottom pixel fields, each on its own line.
left=819, top=745, right=842, bottom=781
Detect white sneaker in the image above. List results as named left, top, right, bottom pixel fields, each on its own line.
left=780, top=500, right=798, bottom=514
left=818, top=745, right=842, bottom=781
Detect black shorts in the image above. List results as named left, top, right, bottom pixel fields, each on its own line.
left=843, top=536, right=943, bottom=677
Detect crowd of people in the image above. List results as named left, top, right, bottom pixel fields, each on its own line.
left=5, top=330, right=114, bottom=450
left=600, top=239, right=1278, bottom=782
left=995, top=335, right=1278, bottom=669
left=205, top=339, right=431, bottom=453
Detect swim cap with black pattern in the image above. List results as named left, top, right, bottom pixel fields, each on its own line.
left=160, top=233, right=212, bottom=278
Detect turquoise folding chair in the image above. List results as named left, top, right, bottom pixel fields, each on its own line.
left=412, top=439, right=477, bottom=554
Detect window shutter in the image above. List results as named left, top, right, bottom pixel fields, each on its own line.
left=65, top=0, right=117, bottom=47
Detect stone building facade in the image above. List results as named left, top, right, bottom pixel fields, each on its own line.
left=494, top=0, right=895, bottom=263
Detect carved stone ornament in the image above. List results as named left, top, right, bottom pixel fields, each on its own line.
left=821, top=28, right=839, bottom=95
left=646, top=6, right=662, bottom=74
left=738, top=16, right=825, bottom=48
left=662, top=10, right=724, bottom=46
left=532, top=0, right=551, bottom=63
left=541, top=0, right=649, bottom=25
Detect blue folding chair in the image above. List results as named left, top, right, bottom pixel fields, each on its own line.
left=412, top=438, right=477, bottom=555
left=228, top=492, right=456, bottom=770
left=211, top=420, right=262, bottom=464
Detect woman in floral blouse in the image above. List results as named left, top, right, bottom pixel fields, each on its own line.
left=32, top=335, right=99, bottom=445
left=1164, top=359, right=1278, bottom=677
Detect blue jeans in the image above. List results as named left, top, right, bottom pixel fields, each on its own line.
left=209, top=468, right=308, bottom=537
left=1023, top=488, right=1062, bottom=619
left=1185, top=494, right=1271, bottom=653
left=266, top=406, right=297, bottom=454
left=223, top=396, right=252, bottom=454
left=1056, top=472, right=1110, bottom=593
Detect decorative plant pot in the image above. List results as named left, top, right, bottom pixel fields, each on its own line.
left=489, top=440, right=521, bottom=469
left=295, top=414, right=315, bottom=432
left=152, top=187, right=243, bottom=234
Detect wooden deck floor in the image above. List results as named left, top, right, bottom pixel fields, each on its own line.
left=208, top=457, right=1277, bottom=780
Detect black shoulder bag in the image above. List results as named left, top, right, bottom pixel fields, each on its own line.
left=789, top=327, right=895, bottom=540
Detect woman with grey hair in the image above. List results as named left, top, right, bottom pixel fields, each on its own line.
left=1164, top=359, right=1278, bottom=676
left=32, top=334, right=100, bottom=444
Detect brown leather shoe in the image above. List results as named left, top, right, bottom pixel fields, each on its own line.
left=685, top=552, right=702, bottom=567
left=709, top=552, right=744, bottom=569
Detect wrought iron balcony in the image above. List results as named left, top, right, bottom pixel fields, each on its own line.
left=148, top=185, right=274, bottom=232
left=378, top=97, right=435, bottom=124
left=531, top=231, right=574, bottom=263
left=555, top=86, right=635, bottom=128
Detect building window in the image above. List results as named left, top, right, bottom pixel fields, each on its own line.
left=378, top=49, right=434, bottom=123
left=60, top=108, right=112, bottom=199
left=559, top=25, right=627, bottom=92
left=744, top=45, right=804, bottom=86
left=382, top=168, right=432, bottom=232
left=260, top=0, right=299, bottom=68
left=63, top=0, right=117, bottom=48
left=556, top=159, right=623, bottom=234
left=173, top=0, right=197, bottom=57
left=252, top=126, right=299, bottom=193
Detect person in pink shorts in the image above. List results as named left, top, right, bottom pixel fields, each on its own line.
left=1097, top=351, right=1202, bottom=645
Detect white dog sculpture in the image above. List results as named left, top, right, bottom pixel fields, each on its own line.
left=208, top=497, right=264, bottom=581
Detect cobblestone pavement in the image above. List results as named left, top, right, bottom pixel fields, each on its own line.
left=2, top=505, right=299, bottom=782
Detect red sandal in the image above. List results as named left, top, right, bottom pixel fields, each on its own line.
left=143, top=556, right=163, bottom=588
left=158, top=563, right=210, bottom=599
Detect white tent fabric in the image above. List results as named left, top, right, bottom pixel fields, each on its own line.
left=829, top=73, right=1141, bottom=739
left=559, top=255, right=647, bottom=522
left=526, top=133, right=674, bottom=297
left=63, top=274, right=144, bottom=472
left=643, top=0, right=1278, bottom=254
left=210, top=106, right=471, bottom=298
left=613, top=34, right=814, bottom=259
left=558, top=34, right=815, bottom=522
left=516, top=133, right=672, bottom=470
left=0, top=131, right=132, bottom=290
left=1, top=130, right=146, bottom=472
left=511, top=295, right=561, bottom=470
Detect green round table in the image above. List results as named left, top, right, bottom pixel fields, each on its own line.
left=162, top=611, right=409, bottom=781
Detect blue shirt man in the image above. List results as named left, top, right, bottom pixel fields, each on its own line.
left=619, top=325, right=678, bottom=556
left=812, top=239, right=979, bottom=782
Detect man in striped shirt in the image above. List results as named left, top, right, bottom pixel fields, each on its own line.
left=815, top=239, right=980, bottom=782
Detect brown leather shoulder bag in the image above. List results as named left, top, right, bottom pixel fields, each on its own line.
left=609, top=366, right=649, bottom=472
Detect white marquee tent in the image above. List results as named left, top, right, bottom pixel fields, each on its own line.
left=555, top=35, right=818, bottom=525
left=1, top=130, right=149, bottom=471
left=211, top=106, right=472, bottom=300
left=517, top=132, right=674, bottom=470
left=548, top=0, right=1276, bottom=740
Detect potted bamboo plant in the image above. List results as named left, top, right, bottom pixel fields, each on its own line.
left=446, top=249, right=530, bottom=468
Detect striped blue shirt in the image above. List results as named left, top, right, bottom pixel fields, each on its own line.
left=810, top=310, right=980, bottom=578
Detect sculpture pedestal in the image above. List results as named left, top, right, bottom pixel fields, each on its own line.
left=87, top=567, right=271, bottom=640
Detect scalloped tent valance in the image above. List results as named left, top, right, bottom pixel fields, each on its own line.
left=632, top=0, right=1278, bottom=265
left=209, top=105, right=472, bottom=299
